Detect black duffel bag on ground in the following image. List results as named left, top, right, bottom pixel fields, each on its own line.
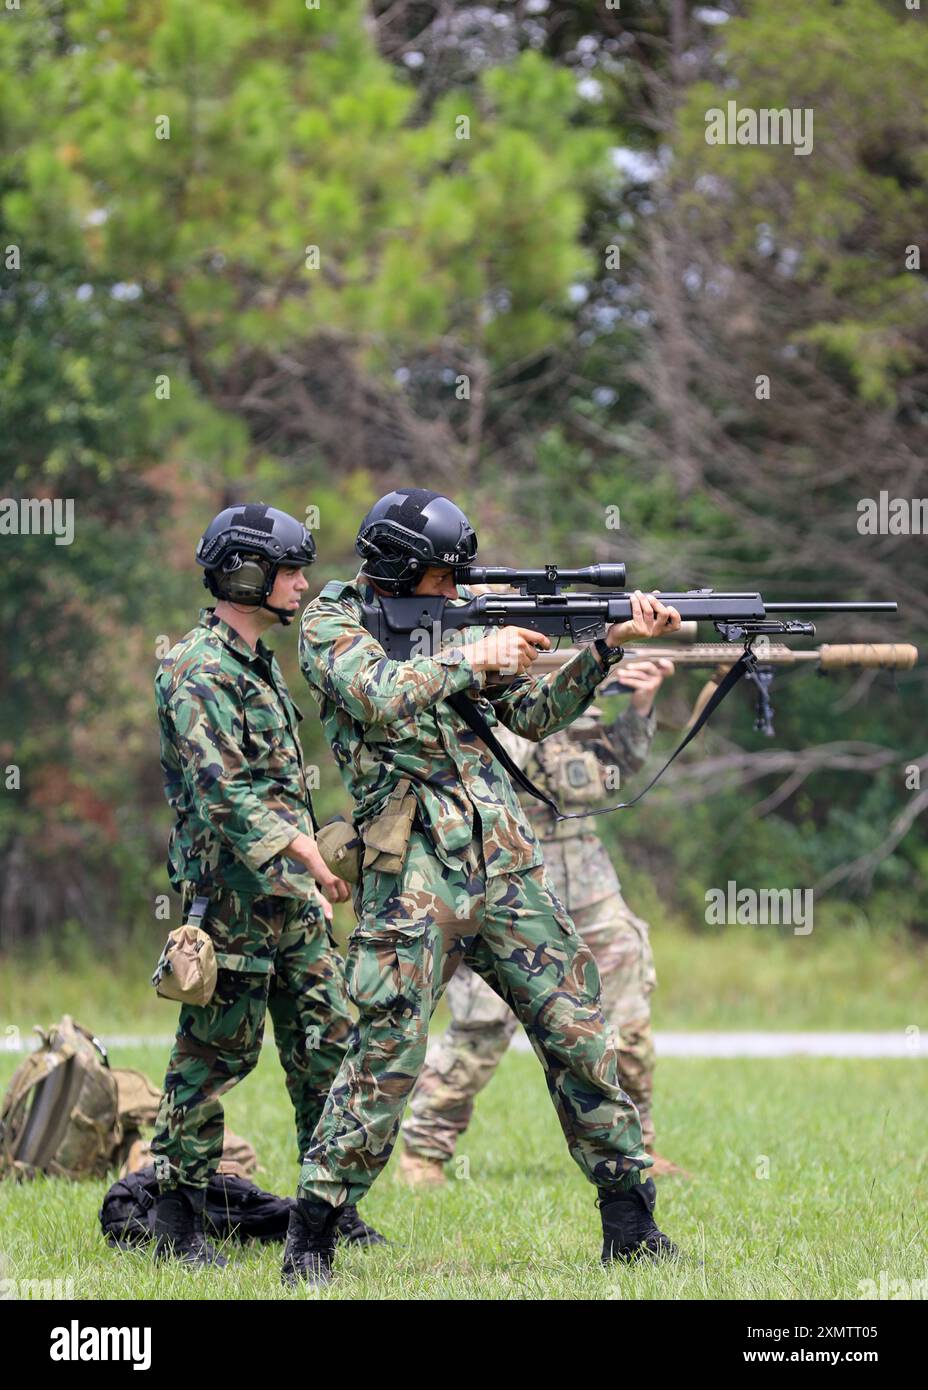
left=100, top=1165, right=294, bottom=1249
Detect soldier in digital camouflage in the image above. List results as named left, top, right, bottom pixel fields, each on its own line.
left=148, top=503, right=382, bottom=1266
left=280, top=488, right=684, bottom=1287
left=399, top=657, right=692, bottom=1185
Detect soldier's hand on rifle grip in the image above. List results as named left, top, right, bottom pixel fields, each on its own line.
left=467, top=626, right=551, bottom=677
left=606, top=591, right=682, bottom=648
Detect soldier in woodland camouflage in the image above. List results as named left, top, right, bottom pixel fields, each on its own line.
left=281, top=488, right=683, bottom=1286
left=149, top=504, right=381, bottom=1267
left=400, top=660, right=691, bottom=1184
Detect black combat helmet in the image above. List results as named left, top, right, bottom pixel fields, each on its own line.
left=196, top=503, right=316, bottom=624
left=355, top=489, right=478, bottom=595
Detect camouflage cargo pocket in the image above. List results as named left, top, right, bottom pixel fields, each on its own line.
left=624, top=906, right=657, bottom=996
left=542, top=889, right=603, bottom=1003
left=346, top=927, right=430, bottom=1022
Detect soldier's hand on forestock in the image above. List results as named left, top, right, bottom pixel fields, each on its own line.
left=618, top=657, right=675, bottom=713
left=467, top=626, right=551, bottom=677
left=605, top=591, right=681, bottom=647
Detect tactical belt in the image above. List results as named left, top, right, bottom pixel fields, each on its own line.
left=446, top=649, right=754, bottom=820
left=182, top=893, right=275, bottom=974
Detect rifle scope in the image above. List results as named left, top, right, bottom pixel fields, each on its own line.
left=461, top=564, right=627, bottom=588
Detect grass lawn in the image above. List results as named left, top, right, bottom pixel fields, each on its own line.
left=1, top=1043, right=925, bottom=1301
left=3, top=909, right=926, bottom=1036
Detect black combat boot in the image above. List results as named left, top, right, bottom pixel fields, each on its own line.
left=599, top=1177, right=679, bottom=1264
left=281, top=1198, right=340, bottom=1288
left=334, top=1203, right=387, bottom=1246
left=152, top=1188, right=228, bottom=1268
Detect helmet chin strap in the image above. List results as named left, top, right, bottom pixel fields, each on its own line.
left=262, top=601, right=296, bottom=626
left=259, top=561, right=297, bottom=624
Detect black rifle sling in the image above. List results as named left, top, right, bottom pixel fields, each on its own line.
left=447, top=650, right=754, bottom=819
left=446, top=691, right=563, bottom=816
left=562, top=649, right=754, bottom=816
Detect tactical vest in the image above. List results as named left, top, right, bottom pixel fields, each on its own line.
left=520, top=719, right=614, bottom=840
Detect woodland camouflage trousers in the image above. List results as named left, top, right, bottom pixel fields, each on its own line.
left=151, top=887, right=354, bottom=1192
left=297, top=829, right=651, bottom=1207
left=401, top=889, right=658, bottom=1159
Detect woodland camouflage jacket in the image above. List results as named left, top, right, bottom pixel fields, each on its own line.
left=298, top=573, right=609, bottom=877
left=156, top=609, right=317, bottom=898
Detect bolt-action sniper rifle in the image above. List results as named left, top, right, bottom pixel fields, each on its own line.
left=530, top=642, right=918, bottom=737
left=358, top=564, right=898, bottom=815
left=359, top=564, right=896, bottom=659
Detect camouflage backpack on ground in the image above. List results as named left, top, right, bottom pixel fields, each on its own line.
left=0, top=1014, right=260, bottom=1182
left=110, top=1067, right=164, bottom=1173
left=0, top=1016, right=122, bottom=1179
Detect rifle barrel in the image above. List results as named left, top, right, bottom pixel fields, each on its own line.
left=764, top=602, right=897, bottom=612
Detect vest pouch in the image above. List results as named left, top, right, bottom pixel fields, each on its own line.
left=554, top=748, right=608, bottom=809
left=361, top=778, right=418, bottom=874
left=315, top=816, right=362, bottom=884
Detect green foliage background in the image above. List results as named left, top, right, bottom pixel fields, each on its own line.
left=1, top=0, right=925, bottom=951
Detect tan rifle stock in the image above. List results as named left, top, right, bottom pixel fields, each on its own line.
left=530, top=643, right=918, bottom=731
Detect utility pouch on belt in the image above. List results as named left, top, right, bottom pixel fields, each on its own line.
left=553, top=748, right=607, bottom=809
left=360, top=777, right=418, bottom=874
left=151, top=896, right=219, bottom=1006
left=315, top=816, right=363, bottom=884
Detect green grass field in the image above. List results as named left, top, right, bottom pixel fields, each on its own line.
left=1, top=1044, right=926, bottom=1301
left=2, top=913, right=926, bottom=1300
left=3, top=901, right=926, bottom=1034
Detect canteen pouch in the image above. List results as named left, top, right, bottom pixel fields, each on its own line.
left=315, top=816, right=363, bottom=884
left=361, top=777, right=418, bottom=874
left=151, top=896, right=219, bottom=1006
